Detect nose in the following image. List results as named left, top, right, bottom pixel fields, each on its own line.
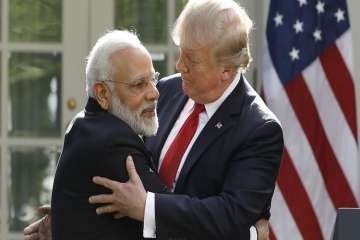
left=146, top=81, right=160, bottom=101
left=176, top=53, right=189, bottom=73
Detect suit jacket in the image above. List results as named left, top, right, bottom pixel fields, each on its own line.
left=51, top=98, right=167, bottom=240
left=145, top=74, right=284, bottom=240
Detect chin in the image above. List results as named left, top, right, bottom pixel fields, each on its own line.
left=182, top=82, right=193, bottom=97
left=140, top=116, right=159, bottom=137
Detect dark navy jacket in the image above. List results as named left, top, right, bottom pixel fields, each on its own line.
left=52, top=98, right=167, bottom=240
left=145, top=74, right=284, bottom=240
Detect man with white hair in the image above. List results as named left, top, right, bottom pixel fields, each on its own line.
left=89, top=0, right=283, bottom=239
left=23, top=23, right=270, bottom=239
left=24, top=0, right=282, bottom=239
left=51, top=30, right=167, bottom=239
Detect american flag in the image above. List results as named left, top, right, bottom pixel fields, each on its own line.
left=262, top=0, right=359, bottom=239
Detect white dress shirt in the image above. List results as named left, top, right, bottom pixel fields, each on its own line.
left=143, top=73, right=257, bottom=240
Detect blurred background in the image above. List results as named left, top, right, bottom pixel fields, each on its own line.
left=0, top=0, right=359, bottom=239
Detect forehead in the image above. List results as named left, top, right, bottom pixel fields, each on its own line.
left=180, top=46, right=211, bottom=59
left=110, top=47, right=151, bottom=67
left=110, top=47, right=154, bottom=80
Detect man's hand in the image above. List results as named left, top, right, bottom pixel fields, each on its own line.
left=23, top=205, right=52, bottom=240
left=255, top=218, right=269, bottom=240
left=89, top=156, right=146, bottom=221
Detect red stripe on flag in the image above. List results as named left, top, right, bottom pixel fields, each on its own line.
left=320, top=44, right=357, bottom=141
left=285, top=75, right=358, bottom=208
left=278, top=149, right=323, bottom=239
left=269, top=226, right=276, bottom=240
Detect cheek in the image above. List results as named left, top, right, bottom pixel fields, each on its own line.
left=184, top=65, right=218, bottom=92
left=195, top=71, right=217, bottom=89
left=188, top=69, right=205, bottom=85
left=124, top=96, right=144, bottom=111
left=116, top=90, right=144, bottom=111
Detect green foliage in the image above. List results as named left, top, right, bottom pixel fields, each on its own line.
left=9, top=0, right=62, bottom=42
left=176, top=0, right=188, bottom=17
left=9, top=148, right=59, bottom=231
left=115, top=0, right=168, bottom=43
left=9, top=52, right=62, bottom=137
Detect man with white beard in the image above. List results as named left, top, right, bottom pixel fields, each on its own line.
left=49, top=30, right=168, bottom=240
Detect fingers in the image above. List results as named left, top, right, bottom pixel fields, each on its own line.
left=113, top=213, right=125, bottom=219
left=92, top=156, right=141, bottom=190
left=255, top=218, right=269, bottom=240
left=43, top=214, right=51, bottom=227
left=38, top=205, right=51, bottom=215
left=24, top=218, right=42, bottom=234
left=92, top=176, right=118, bottom=191
left=89, top=194, right=114, bottom=204
left=24, top=233, right=39, bottom=240
left=95, top=204, right=117, bottom=215
left=126, top=156, right=141, bottom=184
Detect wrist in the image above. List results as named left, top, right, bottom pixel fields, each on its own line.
left=132, top=191, right=146, bottom=221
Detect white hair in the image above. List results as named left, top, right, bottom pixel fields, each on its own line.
left=172, top=0, right=253, bottom=70
left=85, top=30, right=148, bottom=97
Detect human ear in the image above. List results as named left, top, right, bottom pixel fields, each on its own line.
left=221, top=65, right=237, bottom=82
left=93, top=81, right=111, bottom=110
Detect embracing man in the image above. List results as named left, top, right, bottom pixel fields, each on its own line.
left=89, top=0, right=283, bottom=239
left=51, top=30, right=168, bottom=240
left=24, top=0, right=283, bottom=239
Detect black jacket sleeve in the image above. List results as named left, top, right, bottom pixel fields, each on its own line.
left=102, top=146, right=168, bottom=194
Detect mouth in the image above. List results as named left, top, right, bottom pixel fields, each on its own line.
left=141, top=107, right=156, bottom=118
left=182, top=77, right=192, bottom=87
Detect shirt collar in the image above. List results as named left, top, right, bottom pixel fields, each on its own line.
left=204, top=72, right=241, bottom=119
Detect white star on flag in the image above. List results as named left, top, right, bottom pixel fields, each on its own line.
left=297, top=0, right=307, bottom=7
left=313, top=29, right=322, bottom=41
left=316, top=1, right=325, bottom=14
left=293, top=20, right=304, bottom=34
left=335, top=8, right=345, bottom=22
left=289, top=47, right=300, bottom=61
left=264, top=0, right=360, bottom=239
left=274, top=12, right=284, bottom=27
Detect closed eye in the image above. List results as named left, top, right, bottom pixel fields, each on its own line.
left=130, top=80, right=147, bottom=89
left=186, top=55, right=201, bottom=64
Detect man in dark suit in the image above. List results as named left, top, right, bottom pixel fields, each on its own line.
left=89, top=0, right=284, bottom=239
left=50, top=30, right=167, bottom=240
left=23, top=26, right=271, bottom=240
left=24, top=0, right=281, bottom=239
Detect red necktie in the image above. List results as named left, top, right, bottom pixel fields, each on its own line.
left=159, top=103, right=205, bottom=189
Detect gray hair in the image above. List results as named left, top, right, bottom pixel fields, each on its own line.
left=85, top=30, right=148, bottom=97
left=172, top=0, right=253, bottom=70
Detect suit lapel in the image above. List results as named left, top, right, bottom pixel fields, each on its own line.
left=153, top=92, right=188, bottom=167
left=174, top=113, right=234, bottom=192
left=174, top=78, right=246, bottom=192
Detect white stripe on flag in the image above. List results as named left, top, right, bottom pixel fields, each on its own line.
left=302, top=58, right=360, bottom=203
left=270, top=186, right=302, bottom=240
left=263, top=45, right=337, bottom=238
left=336, top=31, right=354, bottom=79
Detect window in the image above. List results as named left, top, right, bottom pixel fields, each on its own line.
left=1, top=0, right=64, bottom=238
left=9, top=0, right=62, bottom=42
left=8, top=147, right=59, bottom=231
left=115, top=0, right=167, bottom=44
left=114, top=0, right=188, bottom=77
left=8, top=52, right=62, bottom=137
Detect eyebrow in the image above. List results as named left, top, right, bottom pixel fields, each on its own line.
left=187, top=55, right=203, bottom=63
left=130, top=72, right=156, bottom=82
left=182, top=50, right=203, bottom=63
